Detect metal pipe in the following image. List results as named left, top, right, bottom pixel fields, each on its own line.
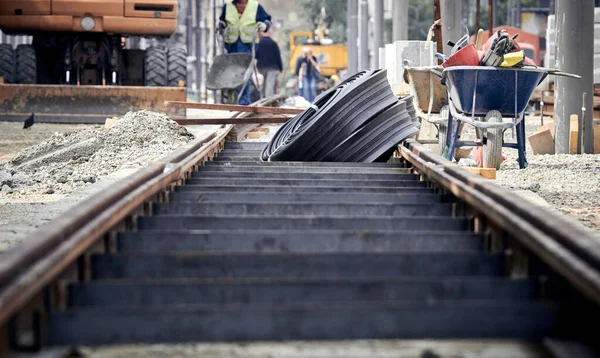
left=359, top=0, right=369, bottom=70
left=373, top=0, right=384, bottom=67
left=347, top=0, right=358, bottom=75
left=392, top=0, right=408, bottom=41
left=554, top=0, right=594, bottom=154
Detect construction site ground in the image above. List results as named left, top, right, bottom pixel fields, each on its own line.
left=0, top=111, right=596, bottom=357
left=1, top=113, right=599, bottom=253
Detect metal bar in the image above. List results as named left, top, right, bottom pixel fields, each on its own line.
left=0, top=127, right=231, bottom=329
left=554, top=0, right=594, bottom=153
left=347, top=0, right=358, bottom=75
left=400, top=140, right=600, bottom=304
left=164, top=101, right=303, bottom=115
left=175, top=117, right=291, bottom=125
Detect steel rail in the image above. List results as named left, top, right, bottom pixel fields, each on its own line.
left=2, top=99, right=600, bottom=350
left=0, top=126, right=232, bottom=329
left=400, top=139, right=600, bottom=304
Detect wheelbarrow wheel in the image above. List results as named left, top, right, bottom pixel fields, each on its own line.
left=437, top=105, right=449, bottom=155
left=483, top=110, right=503, bottom=170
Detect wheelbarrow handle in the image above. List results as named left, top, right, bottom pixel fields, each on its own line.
left=545, top=68, right=582, bottom=79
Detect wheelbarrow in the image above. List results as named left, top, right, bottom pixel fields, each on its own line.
left=405, top=66, right=449, bottom=154
left=441, top=66, right=547, bottom=169
left=206, top=28, right=261, bottom=105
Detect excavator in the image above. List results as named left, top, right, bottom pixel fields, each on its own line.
left=0, top=0, right=186, bottom=123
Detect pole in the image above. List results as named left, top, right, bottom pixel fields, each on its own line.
left=347, top=0, right=358, bottom=75
left=492, top=0, right=497, bottom=27
left=359, top=0, right=369, bottom=70
left=476, top=0, right=480, bottom=31
left=554, top=0, right=594, bottom=154
left=433, top=0, right=443, bottom=64
left=516, top=0, right=521, bottom=28
left=373, top=0, right=384, bottom=67
left=441, top=0, right=463, bottom=55
left=488, top=0, right=493, bottom=37
left=392, top=0, right=408, bottom=41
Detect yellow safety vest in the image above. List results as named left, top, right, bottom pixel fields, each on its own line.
left=224, top=0, right=259, bottom=44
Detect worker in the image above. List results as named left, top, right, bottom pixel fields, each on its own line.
left=218, top=0, right=272, bottom=105
left=295, top=47, right=320, bottom=103
left=256, top=28, right=282, bottom=98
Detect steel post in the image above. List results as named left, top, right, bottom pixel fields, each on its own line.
left=392, top=0, right=408, bottom=41
left=373, top=0, right=384, bottom=67
left=554, top=0, right=594, bottom=153
left=359, top=0, right=369, bottom=70
left=347, top=0, right=358, bottom=75
left=515, top=0, right=522, bottom=28
left=441, top=0, right=463, bottom=55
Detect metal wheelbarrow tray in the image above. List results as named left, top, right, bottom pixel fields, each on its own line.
left=405, top=66, right=448, bottom=116
left=405, top=66, right=449, bottom=154
left=206, top=53, right=254, bottom=90
left=442, top=66, right=547, bottom=170
left=444, top=66, right=547, bottom=129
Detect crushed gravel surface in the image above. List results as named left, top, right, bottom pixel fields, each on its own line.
left=0, top=111, right=194, bottom=198
left=497, top=152, right=600, bottom=233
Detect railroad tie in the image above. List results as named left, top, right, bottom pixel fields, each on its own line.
left=46, top=141, right=558, bottom=346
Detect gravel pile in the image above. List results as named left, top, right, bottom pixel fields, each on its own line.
left=0, top=111, right=193, bottom=197
left=497, top=151, right=600, bottom=233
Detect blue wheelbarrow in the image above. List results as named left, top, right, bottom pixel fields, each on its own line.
left=440, top=66, right=547, bottom=169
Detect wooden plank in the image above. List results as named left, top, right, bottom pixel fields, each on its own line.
left=250, top=127, right=270, bottom=134
left=174, top=117, right=291, bottom=125
left=528, top=129, right=555, bottom=155
left=464, top=167, right=496, bottom=180
left=165, top=101, right=304, bottom=115
left=537, top=122, right=554, bottom=137
left=245, top=131, right=266, bottom=139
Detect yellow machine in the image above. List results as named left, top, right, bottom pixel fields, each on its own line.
left=288, top=31, right=348, bottom=78
left=0, top=0, right=185, bottom=123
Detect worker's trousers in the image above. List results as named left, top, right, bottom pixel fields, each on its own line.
left=302, top=76, right=317, bottom=103
left=236, top=81, right=251, bottom=105
left=259, top=68, right=278, bottom=98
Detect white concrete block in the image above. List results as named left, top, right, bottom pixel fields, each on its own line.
left=384, top=43, right=396, bottom=84
left=392, top=41, right=436, bottom=93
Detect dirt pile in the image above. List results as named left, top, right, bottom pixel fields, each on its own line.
left=0, top=111, right=193, bottom=196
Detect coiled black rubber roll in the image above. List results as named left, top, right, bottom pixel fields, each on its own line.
left=261, top=69, right=421, bottom=162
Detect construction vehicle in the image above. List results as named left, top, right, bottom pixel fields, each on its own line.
left=288, top=7, right=347, bottom=90
left=0, top=0, right=186, bottom=123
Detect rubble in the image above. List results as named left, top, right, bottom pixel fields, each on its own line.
left=0, top=111, right=194, bottom=197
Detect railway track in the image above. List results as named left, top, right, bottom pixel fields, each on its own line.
left=1, top=123, right=600, bottom=355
